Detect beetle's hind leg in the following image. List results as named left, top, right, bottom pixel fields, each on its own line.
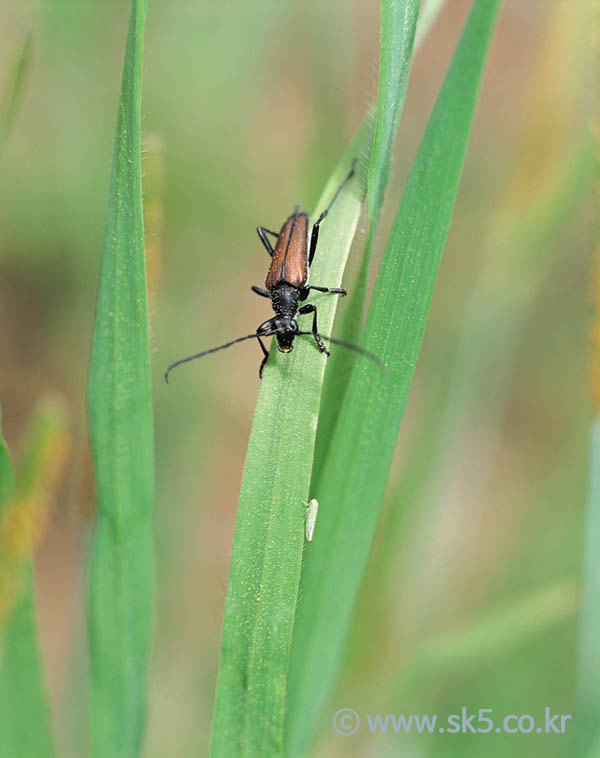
left=251, top=285, right=270, bottom=298
left=256, top=226, right=279, bottom=256
left=298, top=304, right=330, bottom=356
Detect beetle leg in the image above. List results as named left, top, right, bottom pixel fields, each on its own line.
left=298, top=304, right=330, bottom=356
left=256, top=226, right=279, bottom=256
left=257, top=336, right=270, bottom=378
left=256, top=318, right=277, bottom=378
left=251, top=285, right=271, bottom=298
left=305, top=285, right=347, bottom=296
left=257, top=317, right=277, bottom=333
left=308, top=159, right=357, bottom=265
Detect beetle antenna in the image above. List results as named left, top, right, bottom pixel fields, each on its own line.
left=297, top=332, right=386, bottom=374
left=165, top=331, right=278, bottom=383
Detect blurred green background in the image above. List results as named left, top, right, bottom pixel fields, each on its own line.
left=0, top=1, right=595, bottom=756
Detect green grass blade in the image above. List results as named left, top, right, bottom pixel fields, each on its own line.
left=368, top=0, right=420, bottom=253
left=314, top=1, right=419, bottom=472
left=0, top=563, right=54, bottom=758
left=578, top=418, right=600, bottom=753
left=361, top=133, right=594, bottom=641
left=0, top=412, right=41, bottom=758
left=286, top=1, right=502, bottom=752
left=209, top=122, right=374, bottom=758
left=393, top=137, right=596, bottom=589
left=397, top=580, right=577, bottom=697
left=0, top=34, right=32, bottom=157
left=0, top=402, right=68, bottom=758
left=414, top=0, right=446, bottom=48
left=86, top=1, right=154, bottom=756
left=0, top=409, right=12, bottom=506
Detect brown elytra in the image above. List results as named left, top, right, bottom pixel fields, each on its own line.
left=265, top=212, right=309, bottom=290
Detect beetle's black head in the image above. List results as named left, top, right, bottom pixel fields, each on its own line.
left=275, top=318, right=298, bottom=353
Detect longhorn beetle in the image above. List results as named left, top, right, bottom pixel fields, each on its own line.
left=165, top=159, right=384, bottom=382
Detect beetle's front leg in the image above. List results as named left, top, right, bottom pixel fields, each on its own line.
left=298, top=304, right=330, bottom=356
left=257, top=337, right=270, bottom=378
left=256, top=318, right=277, bottom=378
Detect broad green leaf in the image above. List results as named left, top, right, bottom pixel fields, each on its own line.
left=314, top=0, right=420, bottom=473
left=209, top=121, right=374, bottom=758
left=87, top=1, right=154, bottom=756
left=286, top=1, right=502, bottom=753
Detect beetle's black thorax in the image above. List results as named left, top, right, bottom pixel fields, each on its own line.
left=271, top=283, right=299, bottom=319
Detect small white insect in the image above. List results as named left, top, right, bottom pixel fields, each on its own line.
left=304, top=498, right=319, bottom=542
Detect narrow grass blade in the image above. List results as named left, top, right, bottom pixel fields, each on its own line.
left=574, top=417, right=600, bottom=748
left=314, top=1, right=420, bottom=471
left=414, top=0, right=446, bottom=49
left=578, top=198, right=600, bottom=750
left=0, top=401, right=69, bottom=758
left=286, top=1, right=502, bottom=752
left=0, top=409, right=12, bottom=505
left=87, top=1, right=154, bottom=757
left=0, top=413, right=41, bottom=758
left=0, top=34, right=32, bottom=156
left=0, top=563, right=54, bottom=758
left=368, top=0, right=420, bottom=253
left=412, top=137, right=595, bottom=533
left=361, top=134, right=594, bottom=645
left=397, top=580, right=577, bottom=697
left=367, top=0, right=595, bottom=624
left=209, top=122, right=374, bottom=758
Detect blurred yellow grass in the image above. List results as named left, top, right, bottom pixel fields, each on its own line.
left=0, top=402, right=70, bottom=628
left=491, top=1, right=591, bottom=234
left=590, top=120, right=600, bottom=410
